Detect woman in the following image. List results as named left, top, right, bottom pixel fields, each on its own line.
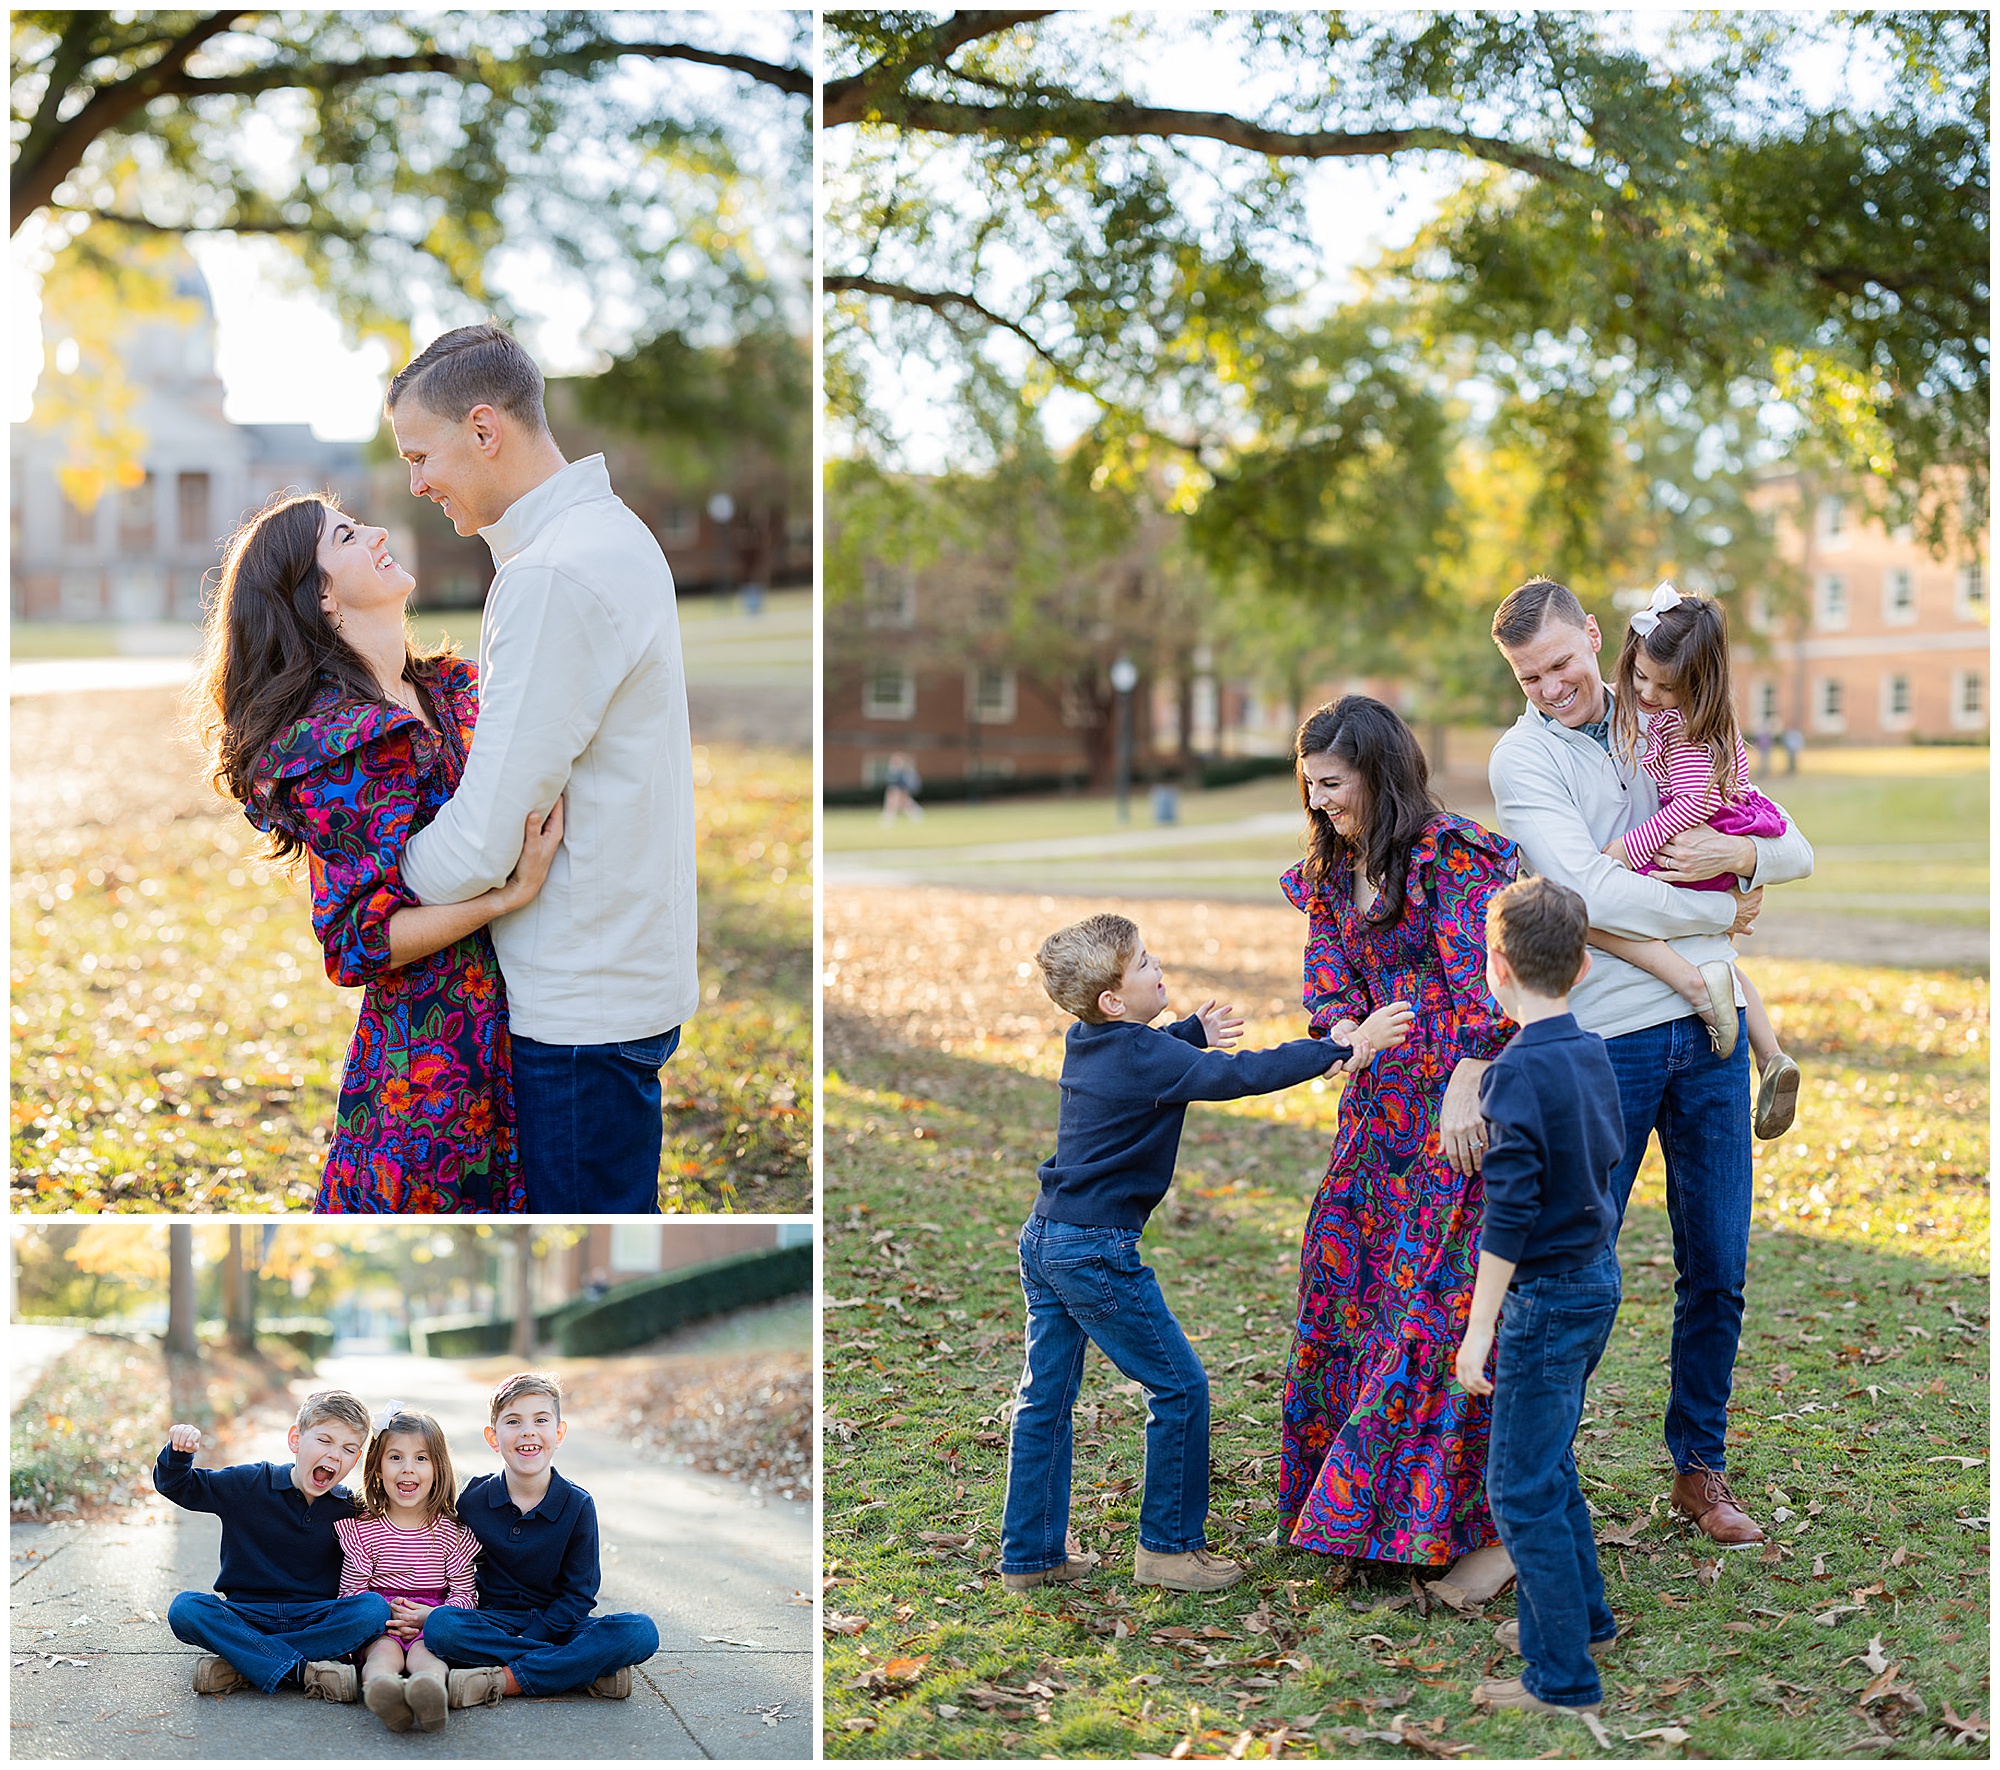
left=1276, top=696, right=1520, bottom=1596
left=195, top=492, right=561, bottom=1212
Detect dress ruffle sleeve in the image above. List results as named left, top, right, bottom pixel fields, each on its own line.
left=1407, top=815, right=1520, bottom=1061
left=1281, top=860, right=1370, bottom=1034
left=246, top=693, right=445, bottom=990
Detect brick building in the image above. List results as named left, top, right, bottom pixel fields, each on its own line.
left=1739, top=472, right=1988, bottom=743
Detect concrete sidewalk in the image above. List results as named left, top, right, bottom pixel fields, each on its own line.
left=9, top=1354, right=812, bottom=1760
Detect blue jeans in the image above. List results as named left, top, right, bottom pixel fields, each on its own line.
left=512, top=1026, right=680, bottom=1213
left=1000, top=1216, right=1210, bottom=1573
left=422, top=1606, right=659, bottom=1697
left=1487, top=1248, right=1622, bottom=1708
left=1603, top=1009, right=1751, bottom=1473
left=166, top=1591, right=391, bottom=1693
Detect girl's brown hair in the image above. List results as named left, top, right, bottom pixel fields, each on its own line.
left=359, top=1409, right=458, bottom=1526
left=1610, top=594, right=1742, bottom=806
left=189, top=490, right=451, bottom=863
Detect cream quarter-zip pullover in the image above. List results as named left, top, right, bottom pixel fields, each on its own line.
left=401, top=454, right=699, bottom=1044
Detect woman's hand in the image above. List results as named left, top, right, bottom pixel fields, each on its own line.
left=167, top=1423, right=202, bottom=1453
left=1438, top=1058, right=1492, bottom=1175
left=1346, top=1001, right=1415, bottom=1068
left=496, top=798, right=565, bottom=913
left=1196, top=999, right=1244, bottom=1049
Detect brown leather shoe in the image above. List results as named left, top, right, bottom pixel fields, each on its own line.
left=1495, top=1618, right=1614, bottom=1661
left=1472, top=1675, right=1600, bottom=1715
left=1671, top=1464, right=1765, bottom=1547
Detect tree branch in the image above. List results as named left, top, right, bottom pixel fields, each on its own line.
left=12, top=11, right=250, bottom=235
left=824, top=89, right=1594, bottom=190
left=50, top=205, right=372, bottom=244
left=11, top=28, right=810, bottom=237
left=825, top=273, right=1072, bottom=374
left=825, top=12, right=1055, bottom=122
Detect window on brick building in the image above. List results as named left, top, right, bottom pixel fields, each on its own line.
left=864, top=662, right=916, bottom=720
left=1883, top=568, right=1916, bottom=623
left=62, top=494, right=96, bottom=547
left=967, top=666, right=1017, bottom=724
left=117, top=475, right=156, bottom=552
left=1955, top=562, right=1987, bottom=619
left=863, top=563, right=917, bottom=629
left=1814, top=676, right=1844, bottom=732
left=1882, top=674, right=1912, bottom=725
left=177, top=472, right=211, bottom=547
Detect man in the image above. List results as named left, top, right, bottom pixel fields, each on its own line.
left=1487, top=576, right=1814, bottom=1549
left=390, top=323, right=698, bottom=1212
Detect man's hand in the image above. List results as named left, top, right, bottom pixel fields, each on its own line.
left=1654, top=825, right=1758, bottom=884
left=1196, top=999, right=1244, bottom=1049
left=1727, top=885, right=1764, bottom=938
left=168, top=1423, right=202, bottom=1453
left=1455, top=1322, right=1496, bottom=1396
left=1438, top=1059, right=1492, bottom=1175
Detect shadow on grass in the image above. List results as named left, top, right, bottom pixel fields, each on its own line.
left=823, top=1033, right=1990, bottom=1760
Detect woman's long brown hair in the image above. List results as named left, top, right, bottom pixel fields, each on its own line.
left=190, top=491, right=449, bottom=862
left=1294, top=695, right=1444, bottom=926
left=1609, top=595, right=1742, bottom=806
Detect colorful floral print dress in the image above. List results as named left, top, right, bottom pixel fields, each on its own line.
left=245, top=659, right=524, bottom=1213
left=1277, top=813, right=1519, bottom=1564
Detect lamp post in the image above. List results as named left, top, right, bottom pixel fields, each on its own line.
left=706, top=491, right=736, bottom=599
left=1110, top=654, right=1138, bottom=823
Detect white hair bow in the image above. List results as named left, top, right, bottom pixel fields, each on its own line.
left=373, top=1401, right=405, bottom=1430
left=1630, top=580, right=1683, bottom=637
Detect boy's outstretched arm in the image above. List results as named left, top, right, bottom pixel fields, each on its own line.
left=1454, top=1251, right=1517, bottom=1396
left=153, top=1428, right=224, bottom=1511
left=1195, top=999, right=1244, bottom=1049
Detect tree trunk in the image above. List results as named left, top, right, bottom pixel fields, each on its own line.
left=509, top=1226, right=535, bottom=1358
left=166, top=1224, right=197, bottom=1356
left=225, top=1226, right=256, bottom=1354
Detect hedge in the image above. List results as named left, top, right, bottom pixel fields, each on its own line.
left=555, top=1244, right=812, bottom=1356
left=410, top=1302, right=577, bottom=1360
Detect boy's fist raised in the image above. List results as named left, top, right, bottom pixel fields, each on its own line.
left=167, top=1423, right=202, bottom=1453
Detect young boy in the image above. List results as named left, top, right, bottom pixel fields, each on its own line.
left=1003, top=913, right=1413, bottom=1594
left=1453, top=876, right=1626, bottom=1715
left=158, top=1389, right=387, bottom=1699
left=421, top=1373, right=660, bottom=1706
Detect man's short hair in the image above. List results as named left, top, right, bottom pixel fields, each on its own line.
left=1036, top=913, right=1141, bottom=1024
left=1492, top=576, right=1590, bottom=649
left=386, top=322, right=550, bottom=434
left=490, top=1370, right=563, bottom=1425
left=1485, top=876, right=1590, bottom=997
left=295, top=1388, right=372, bottom=1439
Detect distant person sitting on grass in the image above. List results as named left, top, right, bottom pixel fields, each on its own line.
left=1002, top=913, right=1414, bottom=1595
left=420, top=1373, right=659, bottom=1707
left=157, top=1389, right=386, bottom=1702
left=1455, top=877, right=1626, bottom=1717
left=337, top=1407, right=481, bottom=1734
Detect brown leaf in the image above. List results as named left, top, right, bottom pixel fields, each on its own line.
left=1939, top=1703, right=1989, bottom=1747
left=823, top=1612, right=869, bottom=1636
left=1861, top=1635, right=1890, bottom=1676
left=1596, top=1513, right=1651, bottom=1547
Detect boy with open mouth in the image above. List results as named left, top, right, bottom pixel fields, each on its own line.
left=419, top=1372, right=659, bottom=1707
left=156, top=1389, right=389, bottom=1700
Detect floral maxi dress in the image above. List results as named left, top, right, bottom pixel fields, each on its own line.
left=1277, top=813, right=1518, bottom=1564
left=245, top=658, right=525, bottom=1213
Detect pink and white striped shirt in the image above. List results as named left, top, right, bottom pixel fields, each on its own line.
left=1621, top=707, right=1754, bottom=869
left=335, top=1513, right=479, bottom=1610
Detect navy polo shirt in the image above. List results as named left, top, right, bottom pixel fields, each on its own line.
left=1477, top=1013, right=1625, bottom=1279
left=458, top=1468, right=600, bottom=1640
left=1035, top=1013, right=1348, bottom=1229
left=152, top=1447, right=356, bottom=1603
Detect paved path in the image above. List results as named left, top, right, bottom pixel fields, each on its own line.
left=9, top=1354, right=811, bottom=1760
left=10, top=1327, right=87, bottom=1413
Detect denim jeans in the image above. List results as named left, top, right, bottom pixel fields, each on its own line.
left=512, top=1026, right=680, bottom=1213
left=1603, top=1009, right=1751, bottom=1473
left=1487, top=1247, right=1622, bottom=1708
left=422, top=1606, right=660, bottom=1697
left=999, top=1216, right=1211, bottom=1573
left=166, top=1591, right=391, bottom=1693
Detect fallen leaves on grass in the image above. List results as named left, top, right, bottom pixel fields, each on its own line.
left=562, top=1352, right=810, bottom=1500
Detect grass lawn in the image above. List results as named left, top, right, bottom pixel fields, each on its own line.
left=823, top=748, right=1989, bottom=926
left=11, top=689, right=809, bottom=1212
left=820, top=888, right=1989, bottom=1760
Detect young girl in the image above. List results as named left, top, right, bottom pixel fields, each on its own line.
left=1591, top=582, right=1802, bottom=1139
left=336, top=1408, right=479, bottom=1733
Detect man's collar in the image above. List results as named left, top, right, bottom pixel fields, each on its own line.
left=478, top=454, right=611, bottom=566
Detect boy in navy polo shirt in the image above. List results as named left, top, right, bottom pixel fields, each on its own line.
left=157, top=1388, right=387, bottom=1699
left=421, top=1372, right=659, bottom=1707
left=1002, top=913, right=1413, bottom=1595
left=1454, top=876, right=1626, bottom=1716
